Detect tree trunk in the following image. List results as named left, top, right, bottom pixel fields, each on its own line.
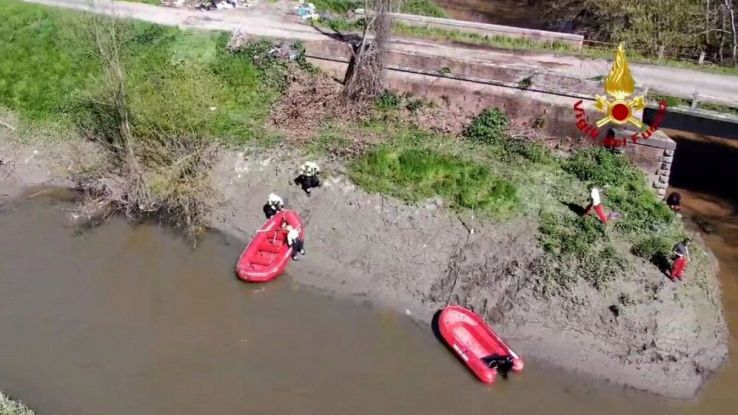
left=725, top=0, right=738, bottom=62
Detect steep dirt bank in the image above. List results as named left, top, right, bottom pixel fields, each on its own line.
left=0, top=135, right=728, bottom=398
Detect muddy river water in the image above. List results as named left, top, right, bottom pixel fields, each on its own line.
left=0, top=178, right=736, bottom=414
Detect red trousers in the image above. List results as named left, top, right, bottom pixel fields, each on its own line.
left=584, top=203, right=608, bottom=224
left=671, top=256, right=688, bottom=280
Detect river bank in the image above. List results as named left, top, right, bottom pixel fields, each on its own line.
left=0, top=128, right=729, bottom=399
left=0, top=0, right=729, bottom=400
left=2, top=194, right=728, bottom=415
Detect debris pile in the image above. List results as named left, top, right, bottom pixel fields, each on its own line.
left=195, top=0, right=252, bottom=10
left=228, top=33, right=303, bottom=62
left=159, top=0, right=253, bottom=10
left=294, top=0, right=318, bottom=20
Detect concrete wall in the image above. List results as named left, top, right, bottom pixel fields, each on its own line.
left=607, top=129, right=676, bottom=197
left=304, top=42, right=675, bottom=195
left=354, top=9, right=584, bottom=49
left=644, top=105, right=738, bottom=140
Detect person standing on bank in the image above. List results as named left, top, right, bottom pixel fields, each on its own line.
left=295, top=161, right=321, bottom=197
left=285, top=224, right=306, bottom=261
left=584, top=186, right=608, bottom=224
left=263, top=193, right=284, bottom=219
left=670, top=238, right=691, bottom=281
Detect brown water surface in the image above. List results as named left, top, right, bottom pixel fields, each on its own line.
left=666, top=130, right=738, bottom=414
left=0, top=191, right=735, bottom=414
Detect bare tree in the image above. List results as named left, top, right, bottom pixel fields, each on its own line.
left=723, top=0, right=738, bottom=62
left=342, top=0, right=392, bottom=103
left=77, top=9, right=214, bottom=239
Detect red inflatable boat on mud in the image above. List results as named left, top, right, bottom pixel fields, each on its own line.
left=235, top=210, right=304, bottom=283
left=438, top=305, right=523, bottom=384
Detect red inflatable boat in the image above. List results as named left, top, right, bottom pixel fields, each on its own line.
left=438, top=305, right=523, bottom=384
left=235, top=210, right=304, bottom=283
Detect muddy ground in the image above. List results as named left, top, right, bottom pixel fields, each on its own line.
left=0, top=132, right=729, bottom=399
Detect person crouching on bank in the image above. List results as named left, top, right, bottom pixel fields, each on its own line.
left=670, top=238, right=691, bottom=281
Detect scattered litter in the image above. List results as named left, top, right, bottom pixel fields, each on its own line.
left=210, top=106, right=217, bottom=111
left=239, top=337, right=249, bottom=343
left=405, top=309, right=412, bottom=316
left=190, top=0, right=252, bottom=11
left=265, top=42, right=303, bottom=61
left=294, top=1, right=318, bottom=20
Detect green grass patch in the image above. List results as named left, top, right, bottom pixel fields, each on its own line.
left=393, top=22, right=572, bottom=52
left=401, top=0, right=447, bottom=17
left=0, top=0, right=286, bottom=144
left=0, top=0, right=100, bottom=121
left=311, top=0, right=362, bottom=14
left=349, top=142, right=518, bottom=216
left=648, top=93, right=689, bottom=108
left=631, top=236, right=673, bottom=270
left=534, top=215, right=626, bottom=290
left=311, top=0, right=446, bottom=17
left=562, top=147, right=674, bottom=233
left=308, top=125, right=352, bottom=155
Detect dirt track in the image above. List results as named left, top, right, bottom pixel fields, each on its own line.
left=24, top=0, right=738, bottom=106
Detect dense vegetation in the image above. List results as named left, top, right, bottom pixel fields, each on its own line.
left=546, top=0, right=738, bottom=65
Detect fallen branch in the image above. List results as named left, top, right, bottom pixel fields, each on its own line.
left=0, top=119, right=16, bottom=131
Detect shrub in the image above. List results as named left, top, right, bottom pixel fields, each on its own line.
left=405, top=98, right=425, bottom=113
left=464, top=107, right=510, bottom=144
left=491, top=138, right=556, bottom=165
left=376, top=90, right=401, bottom=110
left=632, top=236, right=672, bottom=270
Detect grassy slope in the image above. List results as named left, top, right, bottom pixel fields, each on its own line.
left=337, top=102, right=698, bottom=293
left=0, top=393, right=35, bottom=415
left=0, top=0, right=281, bottom=144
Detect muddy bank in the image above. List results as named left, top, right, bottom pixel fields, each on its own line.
left=4, top=196, right=718, bottom=415
left=207, top=147, right=728, bottom=398
left=0, top=136, right=728, bottom=398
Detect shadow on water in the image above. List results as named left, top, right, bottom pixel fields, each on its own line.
left=669, top=133, right=738, bottom=208
left=431, top=309, right=445, bottom=343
